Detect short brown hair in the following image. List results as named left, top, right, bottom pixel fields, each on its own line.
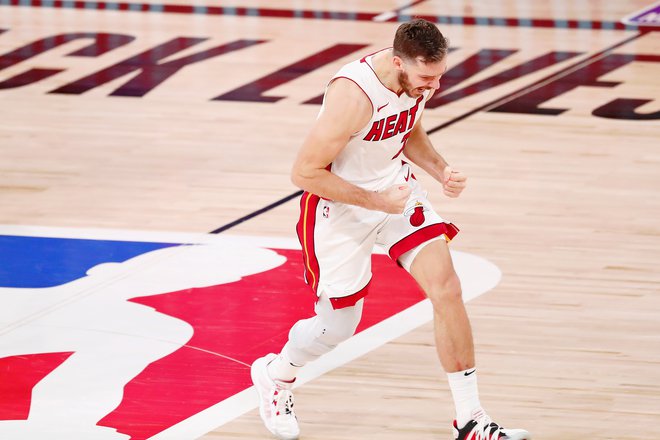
left=392, top=19, right=449, bottom=63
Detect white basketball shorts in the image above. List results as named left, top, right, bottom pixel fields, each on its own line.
left=296, top=163, right=459, bottom=309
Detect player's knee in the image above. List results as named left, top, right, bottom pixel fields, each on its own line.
left=425, top=273, right=462, bottom=309
left=317, top=305, right=362, bottom=345
left=317, top=321, right=357, bottom=346
left=287, top=302, right=362, bottom=357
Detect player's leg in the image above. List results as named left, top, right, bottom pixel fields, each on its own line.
left=407, top=239, right=474, bottom=373
left=404, top=239, right=531, bottom=440
left=251, top=297, right=365, bottom=440
left=251, top=194, right=380, bottom=440
left=378, top=169, right=530, bottom=440
left=276, top=292, right=364, bottom=372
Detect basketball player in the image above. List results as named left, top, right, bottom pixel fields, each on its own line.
left=252, top=19, right=531, bottom=440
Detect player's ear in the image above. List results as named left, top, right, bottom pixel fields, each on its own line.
left=392, top=55, right=405, bottom=71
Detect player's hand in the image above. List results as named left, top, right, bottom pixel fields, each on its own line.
left=442, top=166, right=466, bottom=198
left=377, top=184, right=412, bottom=214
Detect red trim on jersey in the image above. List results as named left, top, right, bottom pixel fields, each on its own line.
left=328, top=76, right=374, bottom=118
left=388, top=223, right=460, bottom=261
left=361, top=47, right=403, bottom=97
left=359, top=47, right=389, bottom=63
left=296, top=192, right=322, bottom=292
left=329, top=279, right=372, bottom=310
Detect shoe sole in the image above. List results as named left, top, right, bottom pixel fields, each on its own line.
left=251, top=354, right=274, bottom=432
left=503, top=431, right=532, bottom=440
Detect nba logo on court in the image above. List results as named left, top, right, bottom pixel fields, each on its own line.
left=0, top=227, right=500, bottom=439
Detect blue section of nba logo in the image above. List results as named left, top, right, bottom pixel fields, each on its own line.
left=0, top=235, right=177, bottom=288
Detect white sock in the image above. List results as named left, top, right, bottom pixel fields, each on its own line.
left=447, top=368, right=482, bottom=427
left=267, top=352, right=302, bottom=382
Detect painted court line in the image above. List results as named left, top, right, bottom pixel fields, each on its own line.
left=0, top=0, right=641, bottom=30
left=372, top=0, right=428, bottom=22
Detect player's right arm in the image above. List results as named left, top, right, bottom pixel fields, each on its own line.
left=291, top=78, right=411, bottom=214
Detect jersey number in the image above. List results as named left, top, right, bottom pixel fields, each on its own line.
left=391, top=131, right=411, bottom=160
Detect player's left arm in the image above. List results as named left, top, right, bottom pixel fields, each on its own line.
left=402, top=119, right=467, bottom=198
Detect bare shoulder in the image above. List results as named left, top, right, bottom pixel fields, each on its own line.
left=327, top=77, right=373, bottom=111
left=320, top=77, right=373, bottom=133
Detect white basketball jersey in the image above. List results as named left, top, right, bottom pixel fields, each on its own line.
left=321, top=48, right=432, bottom=191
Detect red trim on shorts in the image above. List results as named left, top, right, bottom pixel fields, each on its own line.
left=296, top=192, right=322, bottom=292
left=388, top=223, right=460, bottom=261
left=328, top=279, right=371, bottom=310
left=400, top=160, right=416, bottom=181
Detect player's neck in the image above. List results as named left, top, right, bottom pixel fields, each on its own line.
left=372, top=49, right=403, bottom=95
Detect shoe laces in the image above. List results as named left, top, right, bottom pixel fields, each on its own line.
left=470, top=414, right=505, bottom=440
left=271, top=384, right=296, bottom=418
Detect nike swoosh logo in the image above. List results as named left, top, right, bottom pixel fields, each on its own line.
left=377, top=103, right=389, bottom=112
left=464, top=369, right=476, bottom=376
left=404, top=169, right=410, bottom=181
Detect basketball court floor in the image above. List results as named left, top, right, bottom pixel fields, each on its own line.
left=1, top=1, right=659, bottom=439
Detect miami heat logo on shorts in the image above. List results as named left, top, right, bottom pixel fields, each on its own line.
left=404, top=201, right=428, bottom=227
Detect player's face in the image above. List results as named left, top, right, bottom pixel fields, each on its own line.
left=398, top=56, right=447, bottom=98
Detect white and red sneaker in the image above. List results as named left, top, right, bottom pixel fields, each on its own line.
left=453, top=412, right=531, bottom=440
left=251, top=353, right=300, bottom=440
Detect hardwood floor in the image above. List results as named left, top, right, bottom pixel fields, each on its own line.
left=1, top=1, right=658, bottom=439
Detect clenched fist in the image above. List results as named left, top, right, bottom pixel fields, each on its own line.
left=377, top=184, right=412, bottom=214
left=442, top=166, right=467, bottom=198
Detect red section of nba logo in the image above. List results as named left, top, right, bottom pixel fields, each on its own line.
left=96, top=248, right=424, bottom=439
left=0, top=352, right=74, bottom=420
